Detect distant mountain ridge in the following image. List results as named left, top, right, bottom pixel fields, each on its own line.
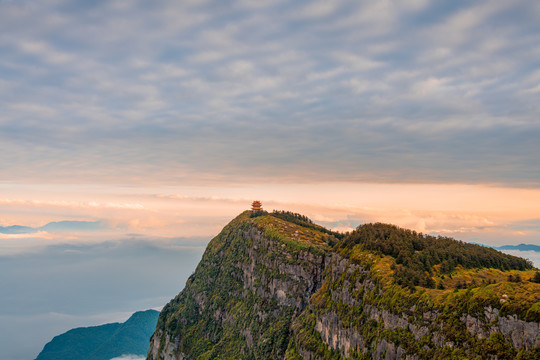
left=35, top=310, right=158, bottom=360
left=0, top=220, right=103, bottom=234
left=495, top=244, right=540, bottom=252
left=0, top=224, right=37, bottom=234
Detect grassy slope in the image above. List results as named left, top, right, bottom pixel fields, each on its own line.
left=154, top=211, right=332, bottom=359
left=153, top=212, right=539, bottom=360
left=289, top=241, right=539, bottom=359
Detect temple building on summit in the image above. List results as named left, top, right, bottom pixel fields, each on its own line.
left=251, top=201, right=262, bottom=213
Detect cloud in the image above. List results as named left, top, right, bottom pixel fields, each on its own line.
left=497, top=250, right=540, bottom=268
left=0, top=180, right=538, bottom=359
left=1, top=182, right=539, bottom=251
left=18, top=39, right=75, bottom=64
left=0, top=220, right=105, bottom=235
left=0, top=236, right=205, bottom=360
left=110, top=355, right=146, bottom=360
left=0, top=310, right=135, bottom=360
left=294, top=0, right=340, bottom=19
left=0, top=0, right=539, bottom=186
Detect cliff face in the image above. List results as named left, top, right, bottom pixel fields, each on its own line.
left=148, top=211, right=540, bottom=360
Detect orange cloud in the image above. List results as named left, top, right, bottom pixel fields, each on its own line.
left=0, top=182, right=538, bottom=251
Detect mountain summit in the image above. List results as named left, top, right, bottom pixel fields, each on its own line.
left=148, top=211, right=539, bottom=359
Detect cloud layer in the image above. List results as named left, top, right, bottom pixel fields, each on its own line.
left=1, top=184, right=538, bottom=359
left=1, top=183, right=539, bottom=254
left=110, top=356, right=146, bottom=360
left=2, top=3, right=539, bottom=359
left=1, top=0, right=539, bottom=185
left=0, top=237, right=204, bottom=360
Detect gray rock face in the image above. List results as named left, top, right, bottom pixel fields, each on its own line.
left=461, top=307, right=540, bottom=350
left=373, top=339, right=407, bottom=360
left=315, top=312, right=366, bottom=357
left=239, top=227, right=325, bottom=311
left=498, top=314, right=540, bottom=349
left=148, top=219, right=539, bottom=360
left=149, top=330, right=183, bottom=360
left=148, top=224, right=327, bottom=359
left=299, top=252, right=539, bottom=359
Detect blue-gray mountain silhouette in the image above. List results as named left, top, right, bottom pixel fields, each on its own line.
left=35, top=309, right=159, bottom=360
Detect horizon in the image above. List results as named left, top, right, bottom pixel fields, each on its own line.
left=1, top=1, right=539, bottom=359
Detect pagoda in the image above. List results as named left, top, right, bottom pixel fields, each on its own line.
left=251, top=200, right=262, bottom=213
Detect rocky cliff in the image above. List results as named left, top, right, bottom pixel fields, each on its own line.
left=148, top=211, right=540, bottom=360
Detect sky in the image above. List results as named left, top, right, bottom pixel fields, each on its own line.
left=1, top=1, right=540, bottom=359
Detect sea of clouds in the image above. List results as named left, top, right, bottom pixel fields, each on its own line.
left=0, top=237, right=205, bottom=360
left=110, top=355, right=146, bottom=360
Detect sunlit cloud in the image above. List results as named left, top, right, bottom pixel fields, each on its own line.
left=0, top=0, right=539, bottom=186
left=0, top=183, right=539, bottom=256
left=3, top=2, right=539, bottom=360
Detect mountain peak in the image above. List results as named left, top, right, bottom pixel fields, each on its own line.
left=148, top=211, right=539, bottom=359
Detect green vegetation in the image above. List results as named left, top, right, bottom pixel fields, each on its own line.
left=270, top=210, right=343, bottom=239
left=154, top=211, right=330, bottom=359
left=340, top=223, right=532, bottom=289
left=36, top=310, right=159, bottom=360
left=249, top=209, right=268, bottom=218
left=150, top=212, right=540, bottom=360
